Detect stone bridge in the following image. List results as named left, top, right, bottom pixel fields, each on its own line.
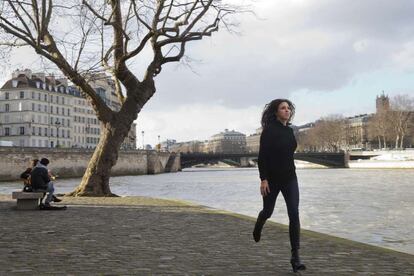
left=180, top=152, right=349, bottom=168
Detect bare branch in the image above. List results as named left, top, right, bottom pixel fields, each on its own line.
left=82, top=0, right=110, bottom=24
left=131, top=0, right=152, bottom=31
left=122, top=31, right=153, bottom=62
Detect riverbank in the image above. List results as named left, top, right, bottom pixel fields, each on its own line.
left=349, top=150, right=414, bottom=168
left=349, top=160, right=414, bottom=168
left=0, top=147, right=181, bottom=181
left=0, top=194, right=413, bottom=275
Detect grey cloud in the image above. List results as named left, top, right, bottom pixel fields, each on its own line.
left=300, top=0, right=414, bottom=39
left=134, top=0, right=414, bottom=110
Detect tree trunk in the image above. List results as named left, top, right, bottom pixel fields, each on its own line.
left=377, top=136, right=381, bottom=149
left=67, top=114, right=135, bottom=197
left=400, top=135, right=405, bottom=149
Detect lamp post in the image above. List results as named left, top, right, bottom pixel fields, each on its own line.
left=141, top=130, right=145, bottom=150
left=158, top=135, right=161, bottom=151
left=85, top=123, right=90, bottom=148
left=130, top=136, right=135, bottom=150
left=55, top=120, right=61, bottom=147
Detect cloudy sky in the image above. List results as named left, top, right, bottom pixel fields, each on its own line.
left=3, top=0, right=414, bottom=147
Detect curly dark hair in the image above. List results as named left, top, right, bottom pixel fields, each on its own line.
left=261, top=99, right=295, bottom=129
left=31, top=159, right=39, bottom=168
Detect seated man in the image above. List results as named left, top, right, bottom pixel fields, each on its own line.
left=30, top=158, right=61, bottom=206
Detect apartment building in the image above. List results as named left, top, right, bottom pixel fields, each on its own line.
left=0, top=69, right=136, bottom=149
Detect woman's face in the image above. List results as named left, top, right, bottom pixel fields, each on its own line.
left=276, top=101, right=291, bottom=122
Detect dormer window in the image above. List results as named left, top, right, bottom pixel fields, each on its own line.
left=12, top=80, right=18, bottom=87
left=36, top=81, right=41, bottom=89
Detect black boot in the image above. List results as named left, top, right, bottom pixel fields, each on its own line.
left=290, top=249, right=306, bottom=272
left=253, top=217, right=266, bottom=242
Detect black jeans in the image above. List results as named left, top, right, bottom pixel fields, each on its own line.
left=258, top=176, right=301, bottom=250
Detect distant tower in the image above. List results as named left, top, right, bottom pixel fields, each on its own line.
left=376, top=91, right=389, bottom=113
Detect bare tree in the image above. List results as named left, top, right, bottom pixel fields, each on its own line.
left=297, top=115, right=347, bottom=152
left=389, top=94, right=414, bottom=149
left=322, top=115, right=347, bottom=152
left=0, top=0, right=243, bottom=196
left=367, top=109, right=393, bottom=149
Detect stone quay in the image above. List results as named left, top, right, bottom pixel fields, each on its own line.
left=0, top=195, right=413, bottom=275
left=0, top=147, right=181, bottom=181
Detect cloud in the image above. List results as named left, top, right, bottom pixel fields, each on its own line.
left=391, top=41, right=414, bottom=71
left=3, top=0, right=414, bottom=144
left=144, top=0, right=414, bottom=110
left=4, top=0, right=414, bottom=109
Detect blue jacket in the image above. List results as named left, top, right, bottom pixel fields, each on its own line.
left=30, top=164, right=50, bottom=190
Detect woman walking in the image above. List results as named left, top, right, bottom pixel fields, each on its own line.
left=253, top=99, right=306, bottom=272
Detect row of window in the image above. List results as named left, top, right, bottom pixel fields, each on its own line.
left=3, top=127, right=25, bottom=136
left=31, top=103, right=71, bottom=116
left=74, top=106, right=94, bottom=115
left=75, top=99, right=87, bottom=106
left=1, top=103, right=71, bottom=116
left=30, top=140, right=71, bottom=148
left=50, top=116, right=70, bottom=127
left=2, top=126, right=71, bottom=138
left=87, top=137, right=99, bottom=144
left=73, top=116, right=98, bottom=125
left=73, top=125, right=100, bottom=135
left=74, top=136, right=100, bottom=145
left=19, top=139, right=71, bottom=148
left=3, top=91, right=69, bottom=105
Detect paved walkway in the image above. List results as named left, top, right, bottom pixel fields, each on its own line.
left=0, top=194, right=413, bottom=275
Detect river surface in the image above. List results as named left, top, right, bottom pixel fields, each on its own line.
left=1, top=168, right=413, bottom=255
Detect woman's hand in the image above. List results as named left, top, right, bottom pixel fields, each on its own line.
left=260, top=180, right=270, bottom=196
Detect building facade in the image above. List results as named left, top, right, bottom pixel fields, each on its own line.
left=0, top=69, right=136, bottom=149
left=245, top=127, right=262, bottom=153
left=169, top=140, right=206, bottom=153
left=346, top=114, right=372, bottom=150
left=208, top=129, right=246, bottom=154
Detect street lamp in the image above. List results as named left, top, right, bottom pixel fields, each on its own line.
left=158, top=135, right=161, bottom=151
left=141, top=130, right=145, bottom=150
left=55, top=120, right=61, bottom=147
left=130, top=136, right=136, bottom=150
left=85, top=123, right=90, bottom=148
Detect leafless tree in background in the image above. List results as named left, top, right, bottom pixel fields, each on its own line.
left=298, top=115, right=347, bottom=152
left=367, top=110, right=393, bottom=149
left=389, top=94, right=414, bottom=149
left=0, top=0, right=244, bottom=196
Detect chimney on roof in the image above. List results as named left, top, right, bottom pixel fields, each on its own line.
left=46, top=75, right=56, bottom=86
left=32, top=72, right=46, bottom=82
left=12, top=69, right=32, bottom=79
left=56, top=78, right=68, bottom=87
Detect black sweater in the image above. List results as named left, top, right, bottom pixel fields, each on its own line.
left=258, top=119, right=297, bottom=183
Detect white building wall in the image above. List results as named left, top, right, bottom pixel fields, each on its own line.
left=1, top=70, right=136, bottom=149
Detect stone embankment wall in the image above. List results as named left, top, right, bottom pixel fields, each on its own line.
left=0, top=147, right=181, bottom=181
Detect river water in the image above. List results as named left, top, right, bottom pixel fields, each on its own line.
left=1, top=168, right=413, bottom=255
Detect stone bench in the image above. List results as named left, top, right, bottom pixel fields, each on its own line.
left=12, top=191, right=45, bottom=210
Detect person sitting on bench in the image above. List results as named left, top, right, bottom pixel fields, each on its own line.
left=20, top=159, right=39, bottom=192
left=30, top=158, right=61, bottom=206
